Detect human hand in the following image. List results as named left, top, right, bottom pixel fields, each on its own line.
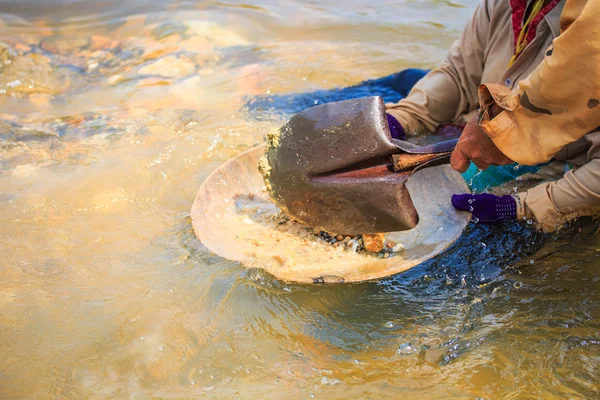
left=451, top=193, right=517, bottom=223
left=386, top=114, right=406, bottom=140
left=433, top=123, right=464, bottom=139
left=450, top=112, right=513, bottom=172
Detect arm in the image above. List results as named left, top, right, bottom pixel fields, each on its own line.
left=386, top=0, right=492, bottom=134
left=478, top=0, right=600, bottom=165
left=515, top=131, right=600, bottom=231
left=453, top=131, right=600, bottom=231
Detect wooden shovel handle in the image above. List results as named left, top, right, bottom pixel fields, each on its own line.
left=391, top=152, right=452, bottom=172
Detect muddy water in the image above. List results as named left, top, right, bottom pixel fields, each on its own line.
left=0, top=1, right=598, bottom=399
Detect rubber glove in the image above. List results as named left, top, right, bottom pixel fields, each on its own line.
left=386, top=114, right=406, bottom=140
left=451, top=193, right=517, bottom=223
left=433, top=123, right=464, bottom=139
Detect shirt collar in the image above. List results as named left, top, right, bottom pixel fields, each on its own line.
left=544, top=0, right=566, bottom=37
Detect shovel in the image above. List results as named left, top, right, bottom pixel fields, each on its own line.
left=260, top=96, right=458, bottom=235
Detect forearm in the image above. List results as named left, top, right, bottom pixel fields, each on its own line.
left=516, top=160, right=600, bottom=231
left=386, top=64, right=470, bottom=135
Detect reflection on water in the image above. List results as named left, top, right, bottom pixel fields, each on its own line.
left=0, top=0, right=598, bottom=399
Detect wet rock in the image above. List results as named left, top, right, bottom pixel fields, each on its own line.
left=14, top=43, right=31, bottom=53
left=12, top=164, right=39, bottom=178
left=29, top=93, right=52, bottom=108
left=363, top=233, right=385, bottom=253
left=159, top=34, right=182, bottom=48
left=138, top=55, right=196, bottom=78
left=34, top=21, right=54, bottom=37
left=136, top=77, right=173, bottom=87
left=321, top=377, right=341, bottom=386
left=41, top=38, right=88, bottom=54
left=90, top=50, right=113, bottom=60
left=0, top=120, right=58, bottom=141
left=396, top=342, right=417, bottom=355
left=87, top=61, right=99, bottom=72
left=347, top=239, right=361, bottom=253
left=106, top=74, right=124, bottom=85
left=185, top=21, right=248, bottom=47
left=392, top=243, right=405, bottom=253
left=179, top=35, right=212, bottom=53
left=151, top=22, right=188, bottom=41
left=114, top=13, right=147, bottom=38
left=40, top=41, right=58, bottom=53
left=142, top=46, right=178, bottom=61
left=0, top=43, right=15, bottom=73
left=0, top=53, right=67, bottom=95
left=89, top=35, right=119, bottom=51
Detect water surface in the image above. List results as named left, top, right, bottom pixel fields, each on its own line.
left=0, top=1, right=599, bottom=399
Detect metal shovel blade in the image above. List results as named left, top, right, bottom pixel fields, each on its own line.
left=261, top=96, right=456, bottom=234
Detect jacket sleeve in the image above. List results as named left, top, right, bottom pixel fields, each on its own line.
left=478, top=0, right=600, bottom=165
left=386, top=0, right=492, bottom=134
left=515, top=132, right=600, bottom=231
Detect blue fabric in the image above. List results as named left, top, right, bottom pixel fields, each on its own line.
left=461, top=162, right=544, bottom=192
left=244, top=68, right=543, bottom=190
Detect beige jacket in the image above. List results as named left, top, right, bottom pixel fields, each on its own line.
left=387, top=0, right=600, bottom=231
left=478, top=0, right=600, bottom=230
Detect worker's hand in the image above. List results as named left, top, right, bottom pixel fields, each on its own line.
left=433, top=123, right=464, bottom=139
left=450, top=113, right=513, bottom=172
left=452, top=193, right=517, bottom=223
left=386, top=114, right=406, bottom=140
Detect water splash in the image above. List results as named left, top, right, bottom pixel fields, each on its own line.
left=396, top=342, right=417, bottom=355
left=467, top=168, right=483, bottom=189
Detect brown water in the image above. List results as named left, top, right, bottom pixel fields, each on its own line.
left=0, top=1, right=599, bottom=399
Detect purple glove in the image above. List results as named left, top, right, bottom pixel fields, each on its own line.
left=451, top=193, right=517, bottom=223
left=386, top=114, right=406, bottom=140
left=433, top=123, right=464, bottom=139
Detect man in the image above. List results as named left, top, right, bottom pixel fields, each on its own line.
left=386, top=0, right=600, bottom=231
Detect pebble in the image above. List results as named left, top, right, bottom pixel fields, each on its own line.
left=1, top=53, right=65, bottom=95
left=363, top=233, right=385, bottom=252
left=136, top=77, right=173, bottom=87
left=138, top=55, right=196, bottom=78
left=29, top=93, right=52, bottom=108
left=14, top=43, right=31, bottom=53
left=185, top=20, right=248, bottom=47
left=321, top=377, right=341, bottom=386
left=87, top=62, right=99, bottom=72
left=40, top=41, right=58, bottom=53
left=392, top=243, right=405, bottom=253
left=107, top=74, right=124, bottom=85
left=151, top=21, right=188, bottom=40
left=142, top=46, right=178, bottom=61
left=89, top=35, right=119, bottom=51
left=347, top=239, right=360, bottom=253
left=396, top=342, right=417, bottom=355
